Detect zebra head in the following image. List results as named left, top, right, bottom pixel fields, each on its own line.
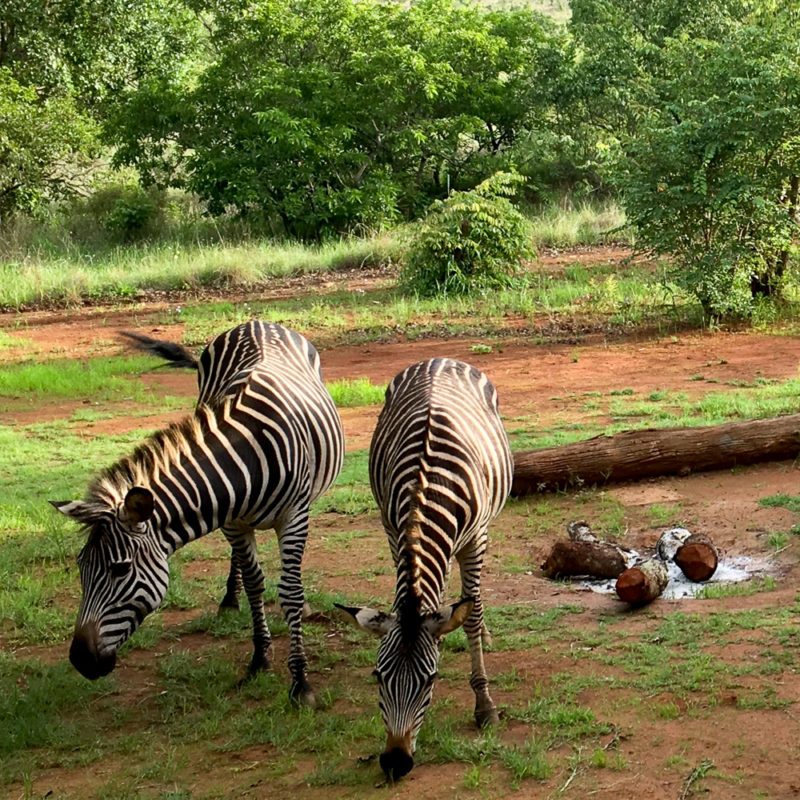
left=51, top=487, right=170, bottom=680
left=336, top=597, right=474, bottom=780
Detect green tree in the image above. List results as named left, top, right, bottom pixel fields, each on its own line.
left=111, top=0, right=561, bottom=238
left=0, top=0, right=199, bottom=219
left=617, top=5, right=800, bottom=316
left=0, top=70, right=97, bottom=223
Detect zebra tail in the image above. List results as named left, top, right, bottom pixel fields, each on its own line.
left=119, top=331, right=199, bottom=370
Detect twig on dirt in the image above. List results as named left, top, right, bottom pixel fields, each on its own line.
left=679, top=759, right=714, bottom=800
left=586, top=773, right=641, bottom=795
left=559, top=756, right=580, bottom=795
left=602, top=724, right=622, bottom=751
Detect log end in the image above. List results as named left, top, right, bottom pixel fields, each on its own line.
left=674, top=542, right=718, bottom=582
left=615, top=568, right=647, bottom=604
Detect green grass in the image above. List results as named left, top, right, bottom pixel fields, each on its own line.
left=326, top=378, right=386, bottom=407
left=0, top=356, right=190, bottom=403
left=527, top=198, right=627, bottom=248
left=0, top=329, right=33, bottom=350
left=508, top=372, right=800, bottom=451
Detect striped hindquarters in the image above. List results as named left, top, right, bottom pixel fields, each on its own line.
left=196, top=321, right=323, bottom=406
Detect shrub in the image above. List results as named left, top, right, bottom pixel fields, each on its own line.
left=401, top=172, right=535, bottom=296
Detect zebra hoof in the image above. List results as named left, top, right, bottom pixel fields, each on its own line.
left=475, top=706, right=500, bottom=728
left=246, top=648, right=272, bottom=677
left=290, top=680, right=317, bottom=709
left=217, top=597, right=240, bottom=614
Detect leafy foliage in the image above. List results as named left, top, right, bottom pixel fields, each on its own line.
left=617, top=6, right=800, bottom=316
left=110, top=0, right=561, bottom=239
left=401, top=171, right=534, bottom=296
left=0, top=0, right=200, bottom=220
left=567, top=0, right=800, bottom=317
left=0, top=70, right=97, bottom=222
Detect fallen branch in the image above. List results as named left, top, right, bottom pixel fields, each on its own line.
left=541, top=521, right=634, bottom=579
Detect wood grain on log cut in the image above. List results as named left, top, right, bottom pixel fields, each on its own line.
left=674, top=534, right=719, bottom=582
left=615, top=559, right=669, bottom=605
left=541, top=540, right=629, bottom=579
left=512, top=414, right=800, bottom=495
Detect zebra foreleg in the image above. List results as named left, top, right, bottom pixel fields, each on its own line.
left=459, top=551, right=499, bottom=728
left=276, top=511, right=316, bottom=708
left=224, top=527, right=272, bottom=675
left=218, top=551, right=243, bottom=613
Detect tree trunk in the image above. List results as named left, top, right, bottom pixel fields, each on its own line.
left=512, top=414, right=800, bottom=495
left=674, top=534, right=719, bottom=582
left=615, top=558, right=669, bottom=606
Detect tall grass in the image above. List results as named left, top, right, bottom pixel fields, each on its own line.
left=527, top=198, right=629, bottom=249
left=0, top=235, right=401, bottom=310
left=0, top=200, right=631, bottom=310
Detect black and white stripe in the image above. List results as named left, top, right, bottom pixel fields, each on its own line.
left=338, top=358, right=513, bottom=779
left=53, top=322, right=344, bottom=705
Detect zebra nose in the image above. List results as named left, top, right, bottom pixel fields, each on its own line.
left=379, top=748, right=414, bottom=781
left=70, top=623, right=116, bottom=680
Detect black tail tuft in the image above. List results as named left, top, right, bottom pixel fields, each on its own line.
left=119, top=331, right=199, bottom=370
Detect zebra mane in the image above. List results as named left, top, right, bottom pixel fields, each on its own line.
left=86, top=403, right=222, bottom=508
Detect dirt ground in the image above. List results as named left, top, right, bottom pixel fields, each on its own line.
left=4, top=254, right=800, bottom=799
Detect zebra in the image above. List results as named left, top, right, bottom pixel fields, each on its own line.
left=337, top=357, right=513, bottom=780
left=51, top=321, right=344, bottom=706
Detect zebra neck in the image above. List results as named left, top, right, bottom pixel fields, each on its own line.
left=393, top=519, right=449, bottom=617
left=88, top=407, right=247, bottom=554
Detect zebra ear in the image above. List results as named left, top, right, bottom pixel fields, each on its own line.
left=334, top=603, right=395, bottom=636
left=49, top=500, right=106, bottom=525
left=423, top=597, right=475, bottom=637
left=122, top=487, right=154, bottom=524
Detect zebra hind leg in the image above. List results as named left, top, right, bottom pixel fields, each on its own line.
left=224, top=528, right=272, bottom=676
left=218, top=552, right=243, bottom=613
left=277, top=511, right=316, bottom=708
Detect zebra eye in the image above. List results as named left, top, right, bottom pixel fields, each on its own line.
left=110, top=560, right=132, bottom=578
left=372, top=669, right=382, bottom=684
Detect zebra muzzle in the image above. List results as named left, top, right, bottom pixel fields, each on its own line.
left=380, top=732, right=415, bottom=781
left=70, top=623, right=117, bottom=680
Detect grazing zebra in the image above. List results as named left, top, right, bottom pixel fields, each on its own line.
left=337, top=358, right=513, bottom=779
left=51, top=321, right=344, bottom=706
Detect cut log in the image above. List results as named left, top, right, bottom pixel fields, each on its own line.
left=541, top=540, right=630, bottom=579
left=674, top=534, right=719, bottom=582
left=615, top=558, right=669, bottom=605
left=512, top=414, right=800, bottom=495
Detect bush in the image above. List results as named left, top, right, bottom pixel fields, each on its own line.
left=401, top=172, right=535, bottom=296
left=103, top=188, right=156, bottom=240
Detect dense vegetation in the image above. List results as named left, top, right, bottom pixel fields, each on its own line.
left=2, top=0, right=799, bottom=316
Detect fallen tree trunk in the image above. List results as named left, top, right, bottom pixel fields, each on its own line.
left=512, top=414, right=800, bottom=495
left=674, top=534, right=719, bottom=582
left=616, top=558, right=669, bottom=606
